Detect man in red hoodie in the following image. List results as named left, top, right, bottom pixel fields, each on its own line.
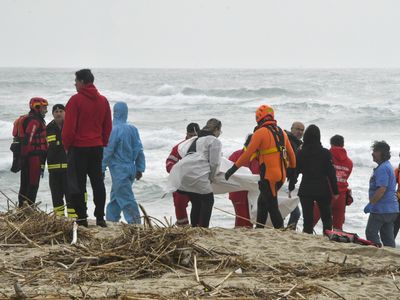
left=165, top=123, right=200, bottom=226
left=313, top=135, right=353, bottom=230
left=62, top=69, right=112, bottom=227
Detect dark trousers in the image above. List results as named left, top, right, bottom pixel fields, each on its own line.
left=18, top=156, right=41, bottom=207
left=187, top=192, right=214, bottom=228
left=301, top=195, right=332, bottom=234
left=67, top=146, right=106, bottom=220
left=49, top=171, right=72, bottom=216
left=256, top=180, right=283, bottom=229
left=394, top=202, right=400, bottom=238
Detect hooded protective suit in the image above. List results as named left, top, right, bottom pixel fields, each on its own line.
left=102, top=102, right=145, bottom=224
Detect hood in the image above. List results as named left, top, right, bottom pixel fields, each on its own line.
left=330, top=146, right=348, bottom=163
left=79, top=83, right=101, bottom=100
left=113, top=102, right=128, bottom=124
left=303, top=124, right=320, bottom=145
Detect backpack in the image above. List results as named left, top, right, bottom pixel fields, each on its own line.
left=10, top=114, right=31, bottom=173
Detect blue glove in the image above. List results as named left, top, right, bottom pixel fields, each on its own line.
left=364, top=203, right=371, bottom=214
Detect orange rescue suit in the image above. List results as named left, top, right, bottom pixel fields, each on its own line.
left=234, top=124, right=296, bottom=196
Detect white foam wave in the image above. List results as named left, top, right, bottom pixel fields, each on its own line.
left=156, top=84, right=178, bottom=96
left=0, top=120, right=13, bottom=141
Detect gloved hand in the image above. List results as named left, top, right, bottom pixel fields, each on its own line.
left=136, top=171, right=143, bottom=181
left=364, top=203, right=371, bottom=214
left=288, top=180, right=295, bottom=192
left=225, top=165, right=238, bottom=181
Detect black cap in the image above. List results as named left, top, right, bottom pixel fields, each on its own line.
left=52, top=104, right=65, bottom=113
left=186, top=122, right=200, bottom=134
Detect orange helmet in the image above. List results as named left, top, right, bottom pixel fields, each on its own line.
left=255, top=104, right=274, bottom=122
left=29, top=97, right=48, bottom=110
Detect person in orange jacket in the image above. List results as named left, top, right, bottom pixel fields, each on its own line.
left=228, top=134, right=260, bottom=228
left=225, top=104, right=296, bottom=228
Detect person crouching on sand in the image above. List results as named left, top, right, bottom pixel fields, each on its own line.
left=225, top=104, right=296, bottom=229
left=171, top=118, right=222, bottom=228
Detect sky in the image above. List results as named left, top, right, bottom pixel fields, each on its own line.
left=0, top=0, right=400, bottom=68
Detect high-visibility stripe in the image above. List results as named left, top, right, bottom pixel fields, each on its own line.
left=259, top=147, right=279, bottom=155
left=48, top=163, right=68, bottom=170
left=53, top=205, right=65, bottom=217
left=67, top=213, right=78, bottom=218
left=67, top=208, right=76, bottom=213
left=84, top=192, right=88, bottom=203
left=46, top=135, right=56, bottom=142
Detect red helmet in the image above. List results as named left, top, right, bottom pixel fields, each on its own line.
left=255, top=104, right=274, bottom=122
left=29, top=97, right=48, bottom=110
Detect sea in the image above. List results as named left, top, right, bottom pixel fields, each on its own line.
left=1, top=68, right=400, bottom=241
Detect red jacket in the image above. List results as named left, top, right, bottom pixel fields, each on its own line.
left=330, top=146, right=353, bottom=193
left=21, top=112, right=47, bottom=157
left=166, top=140, right=184, bottom=173
left=228, top=149, right=260, bottom=202
left=62, top=84, right=112, bottom=150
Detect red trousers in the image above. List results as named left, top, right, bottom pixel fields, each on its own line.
left=229, top=191, right=253, bottom=228
left=173, top=192, right=190, bottom=225
left=313, top=192, right=346, bottom=230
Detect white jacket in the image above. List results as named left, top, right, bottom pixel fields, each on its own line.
left=168, top=134, right=222, bottom=194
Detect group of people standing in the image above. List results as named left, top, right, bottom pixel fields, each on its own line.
left=11, top=69, right=145, bottom=228
left=10, top=70, right=400, bottom=248
left=167, top=104, right=400, bottom=248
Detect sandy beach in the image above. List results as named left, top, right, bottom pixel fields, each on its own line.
left=1, top=208, right=400, bottom=300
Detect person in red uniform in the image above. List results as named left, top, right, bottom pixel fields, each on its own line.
left=62, top=69, right=112, bottom=227
left=18, top=97, right=48, bottom=207
left=313, top=135, right=353, bottom=230
left=228, top=134, right=260, bottom=228
left=166, top=123, right=200, bottom=225
left=393, top=157, right=400, bottom=238
left=225, top=104, right=296, bottom=229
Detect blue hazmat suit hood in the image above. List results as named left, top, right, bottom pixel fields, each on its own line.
left=113, top=101, right=128, bottom=124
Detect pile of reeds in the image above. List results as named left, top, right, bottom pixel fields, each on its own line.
left=0, top=205, right=92, bottom=247
left=20, top=224, right=247, bottom=284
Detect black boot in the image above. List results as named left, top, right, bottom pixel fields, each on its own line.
left=96, top=219, right=107, bottom=228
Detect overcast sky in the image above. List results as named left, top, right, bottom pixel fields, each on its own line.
left=1, top=0, right=400, bottom=68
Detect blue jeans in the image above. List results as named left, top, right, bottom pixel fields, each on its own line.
left=365, top=213, right=398, bottom=247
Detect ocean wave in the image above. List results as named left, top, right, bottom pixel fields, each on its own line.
left=181, top=87, right=315, bottom=98
left=0, top=120, right=13, bottom=140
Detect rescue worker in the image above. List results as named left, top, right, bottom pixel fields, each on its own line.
left=102, top=102, right=145, bottom=224
left=393, top=155, right=400, bottom=238
left=46, top=104, right=76, bottom=217
left=228, top=134, right=259, bottom=228
left=285, top=121, right=305, bottom=229
left=63, top=69, right=112, bottom=227
left=225, top=105, right=296, bottom=229
left=313, top=135, right=353, bottom=230
left=292, top=125, right=339, bottom=234
left=18, top=97, right=48, bottom=207
left=166, top=122, right=200, bottom=226
left=171, top=118, right=222, bottom=228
